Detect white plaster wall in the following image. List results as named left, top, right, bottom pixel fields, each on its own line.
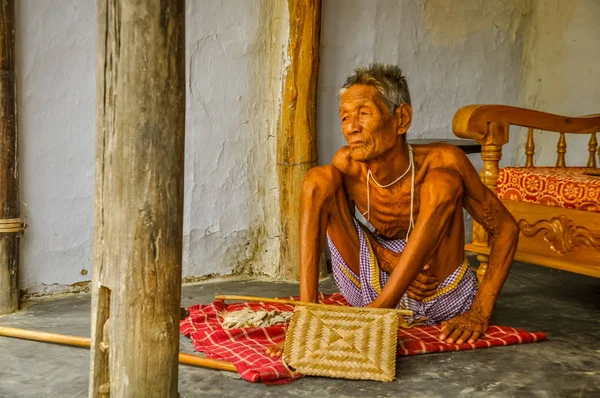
left=16, top=0, right=598, bottom=296
left=17, top=0, right=287, bottom=296
left=183, top=0, right=286, bottom=280
left=514, top=0, right=600, bottom=167
left=317, top=0, right=528, bottom=167
left=17, top=0, right=96, bottom=296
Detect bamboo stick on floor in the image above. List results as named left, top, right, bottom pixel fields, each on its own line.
left=0, top=326, right=237, bottom=373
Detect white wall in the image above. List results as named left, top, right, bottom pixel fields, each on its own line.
left=17, top=0, right=287, bottom=296
left=514, top=0, right=600, bottom=167
left=17, top=1, right=97, bottom=296
left=182, top=0, right=285, bottom=281
left=317, top=0, right=528, bottom=167
left=15, top=0, right=599, bottom=296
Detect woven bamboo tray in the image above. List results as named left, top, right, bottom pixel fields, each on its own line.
left=283, top=304, right=400, bottom=382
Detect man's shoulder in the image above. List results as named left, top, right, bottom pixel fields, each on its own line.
left=416, top=143, right=469, bottom=170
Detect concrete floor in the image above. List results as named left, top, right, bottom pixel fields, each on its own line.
left=0, top=260, right=598, bottom=397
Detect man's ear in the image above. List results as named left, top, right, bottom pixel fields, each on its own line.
left=394, top=103, right=413, bottom=136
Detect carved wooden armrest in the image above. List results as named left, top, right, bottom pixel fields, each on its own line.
left=452, top=105, right=600, bottom=187
left=452, top=105, right=600, bottom=261
left=453, top=105, right=600, bottom=141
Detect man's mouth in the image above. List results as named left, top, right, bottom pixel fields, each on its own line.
left=349, top=140, right=364, bottom=146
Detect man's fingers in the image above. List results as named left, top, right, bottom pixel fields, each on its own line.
left=446, top=328, right=463, bottom=344
left=406, top=289, right=426, bottom=301
left=468, top=332, right=481, bottom=344
left=439, top=322, right=452, bottom=340
left=266, top=343, right=284, bottom=357
left=455, top=330, right=472, bottom=345
left=414, top=273, right=439, bottom=285
left=406, top=286, right=437, bottom=297
left=407, top=286, right=434, bottom=300
left=413, top=273, right=432, bottom=282
left=410, top=279, right=439, bottom=292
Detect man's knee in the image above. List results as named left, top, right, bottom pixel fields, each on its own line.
left=301, top=165, right=343, bottom=203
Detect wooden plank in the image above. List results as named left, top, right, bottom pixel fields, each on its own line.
left=277, top=0, right=321, bottom=280
left=0, top=0, right=18, bottom=315
left=90, top=1, right=185, bottom=396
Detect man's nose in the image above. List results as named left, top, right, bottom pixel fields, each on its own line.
left=345, top=115, right=360, bottom=135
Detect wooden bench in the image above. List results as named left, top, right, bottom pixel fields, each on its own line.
left=452, top=105, right=600, bottom=281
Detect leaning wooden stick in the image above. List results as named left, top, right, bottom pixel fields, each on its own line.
left=0, top=326, right=237, bottom=372
left=215, top=295, right=414, bottom=316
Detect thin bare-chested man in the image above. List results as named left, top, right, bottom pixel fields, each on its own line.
left=267, top=64, right=519, bottom=356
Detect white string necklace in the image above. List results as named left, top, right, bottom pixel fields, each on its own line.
left=363, top=144, right=416, bottom=241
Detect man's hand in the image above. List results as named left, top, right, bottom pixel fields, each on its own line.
left=439, top=308, right=489, bottom=344
left=406, top=264, right=439, bottom=300
left=369, top=235, right=441, bottom=301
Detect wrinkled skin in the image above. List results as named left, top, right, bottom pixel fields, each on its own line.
left=266, top=85, right=518, bottom=356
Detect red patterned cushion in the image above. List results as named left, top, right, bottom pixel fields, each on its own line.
left=497, top=167, right=600, bottom=212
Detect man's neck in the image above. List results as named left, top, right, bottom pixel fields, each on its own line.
left=366, top=141, right=411, bottom=185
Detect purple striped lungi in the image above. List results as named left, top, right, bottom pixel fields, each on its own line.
left=327, top=219, right=478, bottom=325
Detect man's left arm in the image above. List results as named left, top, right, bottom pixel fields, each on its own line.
left=439, top=149, right=519, bottom=344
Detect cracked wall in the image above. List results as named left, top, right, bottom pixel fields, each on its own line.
left=17, top=0, right=288, bottom=297
left=15, top=0, right=599, bottom=296
left=182, top=0, right=287, bottom=280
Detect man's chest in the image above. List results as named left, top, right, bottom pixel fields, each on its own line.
left=345, top=180, right=421, bottom=239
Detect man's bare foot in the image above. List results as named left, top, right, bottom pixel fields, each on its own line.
left=265, top=342, right=285, bottom=357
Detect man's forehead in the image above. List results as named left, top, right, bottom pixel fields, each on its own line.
left=340, top=85, right=381, bottom=108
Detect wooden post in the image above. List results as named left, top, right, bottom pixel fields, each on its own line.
left=90, top=1, right=185, bottom=397
left=277, top=0, right=321, bottom=280
left=0, top=0, right=19, bottom=315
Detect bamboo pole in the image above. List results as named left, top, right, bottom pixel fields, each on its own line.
left=0, top=0, right=19, bottom=315
left=277, top=0, right=322, bottom=280
left=90, top=1, right=186, bottom=396
left=0, top=326, right=237, bottom=372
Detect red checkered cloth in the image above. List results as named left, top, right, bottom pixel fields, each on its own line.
left=180, top=293, right=546, bottom=384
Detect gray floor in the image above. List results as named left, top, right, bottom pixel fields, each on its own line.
left=0, top=260, right=599, bottom=398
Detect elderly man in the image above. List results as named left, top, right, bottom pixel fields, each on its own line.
left=267, top=63, right=518, bottom=356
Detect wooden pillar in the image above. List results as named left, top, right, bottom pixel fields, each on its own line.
left=277, top=0, right=321, bottom=280
left=0, top=0, right=19, bottom=315
left=89, top=1, right=185, bottom=397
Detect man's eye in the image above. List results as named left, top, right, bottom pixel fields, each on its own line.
left=342, top=116, right=348, bottom=122
left=360, top=111, right=371, bottom=115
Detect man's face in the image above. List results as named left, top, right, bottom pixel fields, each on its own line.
left=339, top=84, right=401, bottom=161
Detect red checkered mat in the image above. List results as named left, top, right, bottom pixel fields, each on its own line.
left=180, top=293, right=546, bottom=384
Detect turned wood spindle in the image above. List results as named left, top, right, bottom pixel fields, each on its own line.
left=525, top=128, right=535, bottom=167
left=473, top=118, right=505, bottom=283
left=476, top=143, right=502, bottom=282
left=587, top=132, right=597, bottom=168
left=556, top=132, right=567, bottom=167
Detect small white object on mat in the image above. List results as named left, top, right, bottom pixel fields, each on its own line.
left=221, top=309, right=293, bottom=329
